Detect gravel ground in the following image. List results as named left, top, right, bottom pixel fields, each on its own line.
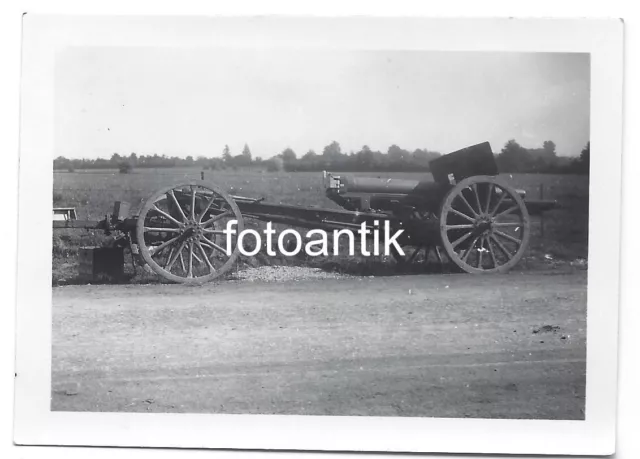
left=232, top=265, right=352, bottom=282
left=52, top=271, right=587, bottom=419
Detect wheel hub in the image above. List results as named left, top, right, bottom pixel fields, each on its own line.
left=474, top=215, right=494, bottom=235
left=180, top=221, right=205, bottom=243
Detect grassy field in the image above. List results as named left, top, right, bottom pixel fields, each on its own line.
left=52, top=168, right=589, bottom=283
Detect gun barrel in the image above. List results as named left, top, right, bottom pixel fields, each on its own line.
left=338, top=175, right=421, bottom=194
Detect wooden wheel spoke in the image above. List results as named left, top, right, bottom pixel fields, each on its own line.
left=434, top=246, right=443, bottom=264
left=152, top=205, right=183, bottom=227
left=167, top=190, right=189, bottom=223
left=446, top=224, right=475, bottom=230
left=150, top=236, right=180, bottom=257
left=487, top=237, right=498, bottom=267
left=187, top=243, right=194, bottom=278
left=407, top=246, right=423, bottom=263
left=471, top=184, right=482, bottom=215
left=199, top=237, right=215, bottom=249
left=200, top=236, right=230, bottom=257
left=494, top=229, right=522, bottom=245
left=196, top=241, right=215, bottom=272
left=457, top=193, right=479, bottom=218
left=190, top=186, right=197, bottom=221
left=202, top=210, right=233, bottom=228
left=196, top=193, right=218, bottom=223
left=484, top=183, right=493, bottom=214
left=424, top=246, right=434, bottom=261
left=494, top=205, right=520, bottom=220
left=165, top=241, right=187, bottom=271
left=489, top=191, right=507, bottom=216
left=461, top=236, right=480, bottom=263
left=144, top=227, right=181, bottom=233
left=165, top=247, right=174, bottom=268
left=192, top=249, right=203, bottom=264
left=202, top=229, right=226, bottom=234
left=179, top=251, right=186, bottom=272
left=448, top=207, right=475, bottom=223
left=493, top=222, right=522, bottom=227
left=490, top=234, right=513, bottom=260
left=451, top=230, right=474, bottom=249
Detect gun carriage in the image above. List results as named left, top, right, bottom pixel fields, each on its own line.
left=53, top=142, right=556, bottom=283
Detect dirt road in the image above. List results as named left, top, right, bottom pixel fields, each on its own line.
left=51, top=270, right=587, bottom=419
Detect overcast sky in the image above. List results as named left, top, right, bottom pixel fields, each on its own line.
left=55, top=48, right=589, bottom=159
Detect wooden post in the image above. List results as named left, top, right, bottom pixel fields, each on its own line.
left=539, top=183, right=545, bottom=238
left=201, top=171, right=204, bottom=180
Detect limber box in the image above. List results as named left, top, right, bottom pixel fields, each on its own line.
left=78, top=246, right=125, bottom=282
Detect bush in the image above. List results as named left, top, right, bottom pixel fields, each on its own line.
left=52, top=234, right=75, bottom=258
left=265, top=157, right=284, bottom=172
left=118, top=161, right=133, bottom=174
left=67, top=166, right=75, bottom=173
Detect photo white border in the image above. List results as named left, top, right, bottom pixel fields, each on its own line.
left=13, top=15, right=623, bottom=456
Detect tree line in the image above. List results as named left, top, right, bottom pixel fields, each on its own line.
left=53, top=139, right=590, bottom=175
left=496, top=140, right=589, bottom=174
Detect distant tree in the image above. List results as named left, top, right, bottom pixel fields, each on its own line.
left=54, top=155, right=73, bottom=171
left=322, top=141, right=342, bottom=159
left=580, top=142, right=590, bottom=162
left=577, top=142, right=590, bottom=174
left=295, top=150, right=320, bottom=171
left=387, top=144, right=410, bottom=163
left=542, top=140, right=557, bottom=157
left=49, top=143, right=497, bottom=173
left=497, top=139, right=533, bottom=172
left=302, top=149, right=317, bottom=160
left=412, top=149, right=441, bottom=168
left=222, top=145, right=232, bottom=164
left=355, top=145, right=376, bottom=170
left=281, top=147, right=297, bottom=163
left=242, top=144, right=252, bottom=162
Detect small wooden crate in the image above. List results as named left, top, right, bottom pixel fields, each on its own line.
left=78, top=247, right=124, bottom=282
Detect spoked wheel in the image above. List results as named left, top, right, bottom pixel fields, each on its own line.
left=390, top=210, right=445, bottom=272
left=136, top=180, right=244, bottom=284
left=439, top=175, right=530, bottom=274
left=391, top=245, right=445, bottom=272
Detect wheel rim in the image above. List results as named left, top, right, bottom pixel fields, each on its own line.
left=439, top=176, right=530, bottom=274
left=136, top=180, right=244, bottom=284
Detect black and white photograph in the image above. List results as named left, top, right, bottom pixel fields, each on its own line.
left=13, top=15, right=623, bottom=456
left=50, top=48, right=591, bottom=417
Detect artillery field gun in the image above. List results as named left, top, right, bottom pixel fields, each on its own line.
left=53, top=142, right=557, bottom=283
